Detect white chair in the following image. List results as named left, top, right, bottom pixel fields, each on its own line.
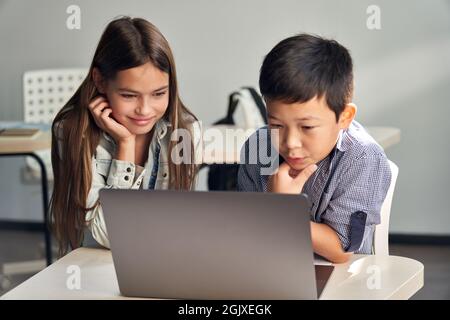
left=373, top=160, right=399, bottom=255
left=22, top=68, right=87, bottom=181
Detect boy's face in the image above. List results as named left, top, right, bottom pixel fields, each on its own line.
left=267, top=96, right=354, bottom=171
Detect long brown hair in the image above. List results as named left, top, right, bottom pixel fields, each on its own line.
left=50, top=17, right=198, bottom=256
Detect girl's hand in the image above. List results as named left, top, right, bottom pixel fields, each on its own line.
left=268, top=162, right=317, bottom=194
left=88, top=96, right=135, bottom=145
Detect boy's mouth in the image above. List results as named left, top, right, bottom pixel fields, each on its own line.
left=285, top=156, right=306, bottom=165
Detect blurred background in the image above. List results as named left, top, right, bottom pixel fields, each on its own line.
left=0, top=0, right=449, bottom=299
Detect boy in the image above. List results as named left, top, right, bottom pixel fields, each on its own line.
left=237, top=34, right=392, bottom=263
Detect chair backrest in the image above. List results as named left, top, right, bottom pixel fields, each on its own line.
left=22, top=69, right=87, bottom=181
left=23, top=68, right=87, bottom=123
left=373, top=160, right=399, bottom=255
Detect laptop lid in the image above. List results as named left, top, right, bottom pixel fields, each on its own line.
left=100, top=189, right=319, bottom=299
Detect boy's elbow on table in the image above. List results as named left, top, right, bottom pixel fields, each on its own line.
left=310, top=221, right=353, bottom=264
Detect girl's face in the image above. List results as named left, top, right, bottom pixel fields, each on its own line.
left=102, top=62, right=170, bottom=136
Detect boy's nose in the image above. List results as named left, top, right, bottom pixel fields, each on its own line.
left=285, top=131, right=303, bottom=149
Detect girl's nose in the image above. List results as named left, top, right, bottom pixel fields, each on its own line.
left=136, top=97, right=152, bottom=116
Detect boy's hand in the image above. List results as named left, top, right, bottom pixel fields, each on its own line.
left=88, top=96, right=135, bottom=144
left=268, top=162, right=317, bottom=194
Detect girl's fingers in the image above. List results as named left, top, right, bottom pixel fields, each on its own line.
left=88, top=98, right=109, bottom=131
left=88, top=96, right=105, bottom=110
left=91, top=101, right=109, bottom=118
left=88, top=97, right=132, bottom=141
left=100, top=108, right=113, bottom=124
left=100, top=108, right=119, bottom=132
left=92, top=100, right=108, bottom=112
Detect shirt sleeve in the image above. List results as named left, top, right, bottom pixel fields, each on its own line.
left=237, top=164, right=259, bottom=192
left=320, top=154, right=392, bottom=252
left=237, top=137, right=260, bottom=192
left=191, top=120, right=204, bottom=165
left=53, top=120, right=146, bottom=248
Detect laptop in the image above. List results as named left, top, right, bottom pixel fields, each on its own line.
left=100, top=189, right=334, bottom=299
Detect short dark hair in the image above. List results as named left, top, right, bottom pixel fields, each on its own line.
left=259, top=34, right=354, bottom=121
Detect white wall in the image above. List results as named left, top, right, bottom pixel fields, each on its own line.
left=1, top=0, right=449, bottom=234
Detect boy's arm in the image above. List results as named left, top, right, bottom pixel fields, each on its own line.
left=267, top=152, right=391, bottom=264
left=310, top=221, right=353, bottom=264
left=265, top=161, right=352, bottom=263
left=318, top=154, right=392, bottom=262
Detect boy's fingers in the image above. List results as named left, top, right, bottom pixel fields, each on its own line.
left=294, top=164, right=317, bottom=184
left=277, top=161, right=291, bottom=175
left=288, top=168, right=301, bottom=178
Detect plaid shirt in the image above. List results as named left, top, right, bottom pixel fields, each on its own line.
left=237, top=120, right=392, bottom=254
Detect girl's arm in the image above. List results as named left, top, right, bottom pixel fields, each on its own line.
left=54, top=119, right=144, bottom=249
left=85, top=97, right=144, bottom=248
left=85, top=155, right=145, bottom=249
left=116, top=138, right=135, bottom=163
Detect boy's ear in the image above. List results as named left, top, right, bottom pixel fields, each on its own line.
left=92, top=68, right=106, bottom=94
left=338, top=103, right=357, bottom=129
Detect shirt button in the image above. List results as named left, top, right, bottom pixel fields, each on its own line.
left=124, top=176, right=129, bottom=181
left=126, top=167, right=131, bottom=173
left=163, top=173, right=167, bottom=178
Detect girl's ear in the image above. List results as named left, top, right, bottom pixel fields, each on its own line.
left=92, top=68, right=106, bottom=94
left=338, top=103, right=357, bottom=129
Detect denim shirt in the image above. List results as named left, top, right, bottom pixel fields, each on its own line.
left=56, top=118, right=202, bottom=249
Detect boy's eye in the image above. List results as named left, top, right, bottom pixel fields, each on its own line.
left=269, top=123, right=283, bottom=129
left=302, top=126, right=315, bottom=130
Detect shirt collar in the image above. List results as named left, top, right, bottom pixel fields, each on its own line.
left=335, top=128, right=349, bottom=152
left=155, top=118, right=171, bottom=140
left=315, top=129, right=347, bottom=172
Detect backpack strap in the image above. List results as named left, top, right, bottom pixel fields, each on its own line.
left=242, top=86, right=268, bottom=124
left=213, top=91, right=240, bottom=125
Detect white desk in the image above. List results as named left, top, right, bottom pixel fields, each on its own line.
left=366, top=126, right=401, bottom=150
left=0, top=248, right=423, bottom=300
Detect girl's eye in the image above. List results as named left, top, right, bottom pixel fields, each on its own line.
left=121, top=94, right=136, bottom=99
left=154, top=91, right=167, bottom=97
left=302, top=126, right=315, bottom=130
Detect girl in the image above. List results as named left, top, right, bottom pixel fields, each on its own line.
left=50, top=17, right=201, bottom=256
